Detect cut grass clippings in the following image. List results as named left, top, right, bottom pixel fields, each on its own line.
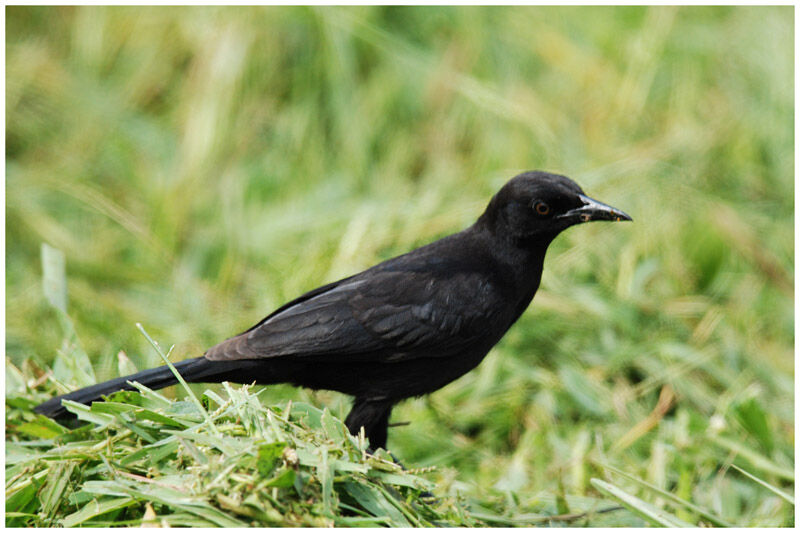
left=7, top=376, right=447, bottom=527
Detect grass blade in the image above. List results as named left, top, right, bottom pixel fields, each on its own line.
left=730, top=464, right=794, bottom=505
left=599, top=463, right=734, bottom=527
left=135, top=323, right=220, bottom=436
left=710, top=435, right=794, bottom=481
left=590, top=478, right=694, bottom=527
left=60, top=496, right=136, bottom=527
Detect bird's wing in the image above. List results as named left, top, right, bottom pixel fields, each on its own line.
left=204, top=268, right=505, bottom=363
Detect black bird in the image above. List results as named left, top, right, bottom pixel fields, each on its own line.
left=35, top=171, right=631, bottom=450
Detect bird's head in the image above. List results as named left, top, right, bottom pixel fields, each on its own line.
left=480, top=171, right=632, bottom=244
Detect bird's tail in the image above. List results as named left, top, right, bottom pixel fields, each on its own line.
left=33, top=356, right=243, bottom=420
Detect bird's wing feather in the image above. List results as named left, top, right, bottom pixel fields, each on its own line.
left=204, top=268, right=504, bottom=363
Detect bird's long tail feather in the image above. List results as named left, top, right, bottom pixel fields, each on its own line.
left=33, top=356, right=250, bottom=419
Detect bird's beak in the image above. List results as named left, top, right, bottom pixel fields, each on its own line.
left=559, top=194, right=633, bottom=223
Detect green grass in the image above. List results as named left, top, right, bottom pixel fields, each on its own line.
left=6, top=364, right=446, bottom=526
left=6, top=5, right=794, bottom=527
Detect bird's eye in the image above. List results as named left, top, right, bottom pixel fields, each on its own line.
left=534, top=201, right=550, bottom=216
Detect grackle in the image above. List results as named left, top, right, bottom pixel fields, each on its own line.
left=35, top=171, right=631, bottom=450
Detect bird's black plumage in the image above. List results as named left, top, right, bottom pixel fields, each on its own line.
left=35, top=171, right=631, bottom=449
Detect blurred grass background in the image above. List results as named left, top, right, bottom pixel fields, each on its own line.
left=6, top=5, right=793, bottom=526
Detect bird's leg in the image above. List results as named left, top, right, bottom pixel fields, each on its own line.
left=344, top=398, right=393, bottom=451
left=345, top=400, right=435, bottom=500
